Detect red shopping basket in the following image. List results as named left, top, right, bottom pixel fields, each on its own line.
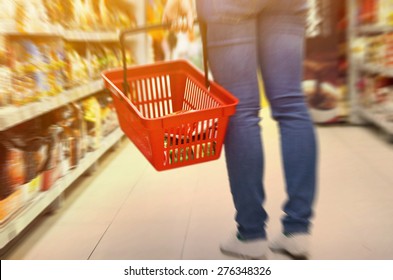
left=102, top=23, right=238, bottom=171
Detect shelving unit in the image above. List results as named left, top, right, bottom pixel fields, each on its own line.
left=0, top=128, right=123, bottom=250
left=0, top=80, right=103, bottom=130
left=347, top=0, right=393, bottom=138
left=0, top=0, right=147, bottom=252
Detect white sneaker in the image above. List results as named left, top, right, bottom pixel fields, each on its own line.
left=220, top=234, right=269, bottom=260
left=269, top=233, right=310, bottom=259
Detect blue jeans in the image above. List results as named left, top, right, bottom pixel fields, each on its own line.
left=197, top=0, right=317, bottom=239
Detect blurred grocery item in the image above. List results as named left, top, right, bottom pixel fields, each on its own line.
left=303, top=0, right=348, bottom=123
left=82, top=96, right=102, bottom=151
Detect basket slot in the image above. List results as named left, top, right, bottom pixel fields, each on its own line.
left=160, top=76, right=169, bottom=116
left=135, top=80, right=145, bottom=117
left=130, top=75, right=174, bottom=119
left=165, top=75, right=173, bottom=114
left=138, top=79, right=148, bottom=118
left=183, top=78, right=220, bottom=111
left=154, top=76, right=164, bottom=118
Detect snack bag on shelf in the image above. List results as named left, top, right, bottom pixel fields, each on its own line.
left=42, top=0, right=61, bottom=26
left=38, top=41, right=65, bottom=96
left=87, top=45, right=107, bottom=79
left=10, top=40, right=51, bottom=105
left=103, top=47, right=118, bottom=69
left=71, top=0, right=95, bottom=31
left=88, top=47, right=100, bottom=80
left=15, top=1, right=26, bottom=33
left=85, top=0, right=98, bottom=31
left=56, top=0, right=75, bottom=29
left=106, top=0, right=136, bottom=30
left=82, top=96, right=102, bottom=151
left=21, top=0, right=50, bottom=32
left=96, top=46, right=108, bottom=73
left=64, top=45, right=89, bottom=88
left=98, top=0, right=111, bottom=31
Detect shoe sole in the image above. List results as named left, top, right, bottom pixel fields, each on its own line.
left=270, top=248, right=308, bottom=260
left=220, top=247, right=267, bottom=260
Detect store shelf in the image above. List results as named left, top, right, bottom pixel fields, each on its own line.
left=63, top=30, right=120, bottom=42
left=0, top=21, right=121, bottom=42
left=0, top=0, right=145, bottom=254
left=359, top=63, right=393, bottom=76
left=357, top=24, right=393, bottom=34
left=0, top=127, right=124, bottom=251
left=0, top=21, right=63, bottom=37
left=358, top=107, right=393, bottom=135
left=0, top=80, right=104, bottom=131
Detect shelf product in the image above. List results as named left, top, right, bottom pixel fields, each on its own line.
left=348, top=0, right=393, bottom=136
left=303, top=0, right=349, bottom=124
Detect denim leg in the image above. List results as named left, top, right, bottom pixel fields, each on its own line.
left=257, top=9, right=317, bottom=234
left=196, top=9, right=267, bottom=238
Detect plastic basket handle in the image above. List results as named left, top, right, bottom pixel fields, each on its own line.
left=119, top=20, right=210, bottom=94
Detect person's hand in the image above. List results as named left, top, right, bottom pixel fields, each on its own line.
left=162, top=0, right=194, bottom=32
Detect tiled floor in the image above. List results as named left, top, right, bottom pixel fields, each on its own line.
left=3, top=109, right=393, bottom=260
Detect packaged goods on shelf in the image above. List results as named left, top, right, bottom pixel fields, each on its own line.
left=53, top=104, right=82, bottom=171
left=41, top=125, right=62, bottom=191
left=88, top=45, right=107, bottom=80
left=364, top=36, right=382, bottom=66
left=97, top=93, right=117, bottom=137
left=71, top=102, right=88, bottom=160
left=0, top=188, right=23, bottom=224
left=358, top=74, right=393, bottom=115
left=88, top=45, right=126, bottom=79
left=15, top=0, right=51, bottom=33
left=302, top=0, right=348, bottom=123
left=8, top=39, right=65, bottom=106
left=0, top=137, right=25, bottom=200
left=358, top=0, right=378, bottom=25
left=21, top=173, right=42, bottom=204
left=0, top=130, right=43, bottom=222
left=41, top=0, right=136, bottom=31
left=103, top=0, right=137, bottom=31
left=82, top=96, right=102, bottom=151
left=64, top=44, right=89, bottom=89
left=355, top=32, right=393, bottom=68
left=357, top=0, right=393, bottom=26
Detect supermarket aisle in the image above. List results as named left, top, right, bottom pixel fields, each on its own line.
left=3, top=109, right=393, bottom=260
